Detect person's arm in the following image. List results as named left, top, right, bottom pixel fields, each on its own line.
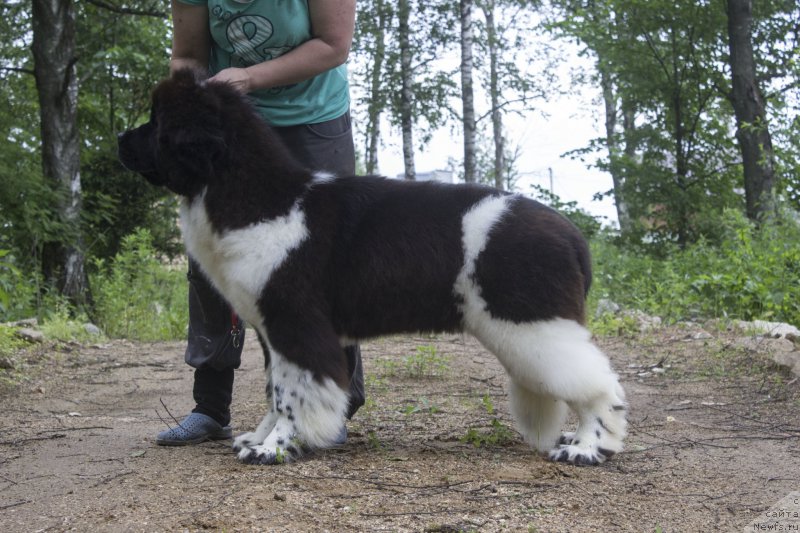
left=210, top=0, right=356, bottom=93
left=170, top=1, right=211, bottom=75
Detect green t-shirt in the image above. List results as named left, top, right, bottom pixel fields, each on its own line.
left=178, top=0, right=350, bottom=126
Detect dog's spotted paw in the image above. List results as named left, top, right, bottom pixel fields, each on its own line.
left=557, top=432, right=577, bottom=446
left=548, top=443, right=615, bottom=466
left=237, top=438, right=309, bottom=466
left=232, top=432, right=258, bottom=453
left=238, top=446, right=289, bottom=465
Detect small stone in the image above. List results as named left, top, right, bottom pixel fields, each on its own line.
left=596, top=299, right=621, bottom=316
left=83, top=323, right=102, bottom=336
left=17, top=328, right=44, bottom=343
left=273, top=493, right=286, bottom=502
left=771, top=351, right=800, bottom=377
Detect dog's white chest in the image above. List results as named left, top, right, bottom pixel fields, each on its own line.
left=179, top=196, right=309, bottom=325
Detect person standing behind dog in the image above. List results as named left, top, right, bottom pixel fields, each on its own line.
left=156, top=0, right=365, bottom=446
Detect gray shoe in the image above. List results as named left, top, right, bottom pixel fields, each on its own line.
left=156, top=413, right=232, bottom=446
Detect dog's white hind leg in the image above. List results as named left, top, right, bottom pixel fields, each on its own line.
left=508, top=381, right=568, bottom=453
left=236, top=349, right=349, bottom=465
left=470, top=317, right=627, bottom=465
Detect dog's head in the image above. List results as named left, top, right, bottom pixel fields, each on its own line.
left=117, top=69, right=229, bottom=198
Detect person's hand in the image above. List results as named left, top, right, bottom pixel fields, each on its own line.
left=209, top=68, right=253, bottom=94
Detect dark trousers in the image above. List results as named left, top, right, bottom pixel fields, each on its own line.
left=188, top=111, right=365, bottom=426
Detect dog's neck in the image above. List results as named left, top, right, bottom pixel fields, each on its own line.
left=201, top=126, right=314, bottom=231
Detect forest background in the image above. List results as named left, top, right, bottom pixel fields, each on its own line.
left=0, top=0, right=798, bottom=351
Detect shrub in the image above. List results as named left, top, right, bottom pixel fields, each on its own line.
left=91, top=228, right=188, bottom=341
left=0, top=249, right=39, bottom=322
left=590, top=209, right=800, bottom=326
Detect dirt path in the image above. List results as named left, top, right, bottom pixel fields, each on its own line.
left=1, top=326, right=798, bottom=532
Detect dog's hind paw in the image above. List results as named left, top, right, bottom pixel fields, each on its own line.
left=547, top=441, right=618, bottom=466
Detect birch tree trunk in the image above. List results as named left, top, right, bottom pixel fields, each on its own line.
left=363, top=0, right=390, bottom=175
left=599, top=65, right=632, bottom=235
left=483, top=0, right=505, bottom=190
left=32, top=0, right=90, bottom=307
left=398, top=0, right=416, bottom=180
left=726, top=0, right=777, bottom=222
left=460, top=0, right=477, bottom=183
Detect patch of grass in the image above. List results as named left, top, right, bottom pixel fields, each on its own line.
left=481, top=393, right=495, bottom=415
left=0, top=324, right=28, bottom=389
left=40, top=304, right=107, bottom=344
left=0, top=324, right=25, bottom=356
left=462, top=392, right=516, bottom=448
left=366, top=431, right=383, bottom=451
left=589, top=311, right=640, bottom=337
left=399, top=397, right=441, bottom=416
left=403, top=344, right=449, bottom=379
left=461, top=418, right=517, bottom=448
left=375, top=344, right=450, bottom=379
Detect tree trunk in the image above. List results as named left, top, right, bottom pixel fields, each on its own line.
left=398, top=0, right=416, bottom=180
left=31, top=0, right=90, bottom=308
left=726, top=0, right=777, bottom=222
left=460, top=0, right=477, bottom=183
left=364, top=0, right=389, bottom=175
left=599, top=64, right=633, bottom=235
left=483, top=1, right=505, bottom=190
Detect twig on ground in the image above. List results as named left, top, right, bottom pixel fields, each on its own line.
left=0, top=499, right=31, bottom=510
left=0, top=433, right=66, bottom=446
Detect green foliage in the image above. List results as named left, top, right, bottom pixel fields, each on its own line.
left=531, top=185, right=603, bottom=238
left=548, top=0, right=799, bottom=246
left=91, top=228, right=187, bottom=341
left=375, top=344, right=449, bottom=379
left=461, top=418, right=517, bottom=448
left=589, top=309, right=640, bottom=337
left=0, top=249, right=40, bottom=322
left=40, top=304, right=105, bottom=344
left=400, top=397, right=441, bottom=416
left=591, top=210, right=800, bottom=326
left=402, top=344, right=450, bottom=378
left=0, top=325, right=25, bottom=358
left=462, top=392, right=516, bottom=448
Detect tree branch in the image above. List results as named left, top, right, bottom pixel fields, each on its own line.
left=0, top=66, right=35, bottom=76
left=83, top=0, right=167, bottom=18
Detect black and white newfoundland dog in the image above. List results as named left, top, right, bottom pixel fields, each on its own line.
left=118, top=69, right=627, bottom=466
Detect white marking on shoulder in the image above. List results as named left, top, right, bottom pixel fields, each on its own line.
left=179, top=192, right=309, bottom=326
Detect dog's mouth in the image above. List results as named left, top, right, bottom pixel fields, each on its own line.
left=117, top=131, right=167, bottom=186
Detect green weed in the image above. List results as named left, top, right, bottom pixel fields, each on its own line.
left=461, top=418, right=517, bottom=448
left=403, top=344, right=449, bottom=378
left=375, top=344, right=450, bottom=379
left=591, top=209, right=800, bottom=327
left=91, top=228, right=188, bottom=341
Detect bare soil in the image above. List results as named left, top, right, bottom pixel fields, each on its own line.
left=1, top=325, right=798, bottom=532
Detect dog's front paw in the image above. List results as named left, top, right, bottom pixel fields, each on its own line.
left=232, top=432, right=258, bottom=453
left=237, top=445, right=285, bottom=465
left=237, top=440, right=306, bottom=465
